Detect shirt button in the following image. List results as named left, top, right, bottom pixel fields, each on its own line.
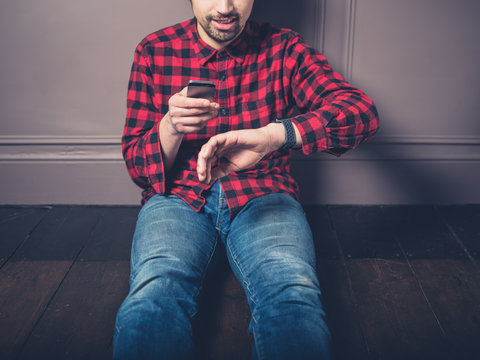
left=220, top=74, right=226, bottom=81
left=220, top=108, right=228, bottom=116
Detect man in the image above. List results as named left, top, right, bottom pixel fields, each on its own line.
left=114, top=0, right=379, bottom=359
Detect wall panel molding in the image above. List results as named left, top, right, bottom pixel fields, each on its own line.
left=294, top=135, right=480, bottom=162
left=314, top=0, right=326, bottom=52
left=344, top=0, right=357, bottom=81
left=1, top=135, right=480, bottom=163
left=0, top=135, right=122, bottom=162
left=0, top=135, right=120, bottom=145
left=1, top=133, right=479, bottom=205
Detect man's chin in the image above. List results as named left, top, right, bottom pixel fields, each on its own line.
left=208, top=29, right=239, bottom=43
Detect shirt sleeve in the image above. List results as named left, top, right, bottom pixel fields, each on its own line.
left=283, top=34, right=379, bottom=156
left=121, top=44, right=165, bottom=194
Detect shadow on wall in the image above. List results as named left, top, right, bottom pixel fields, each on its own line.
left=250, top=1, right=478, bottom=205
left=251, top=0, right=310, bottom=31
left=344, top=141, right=459, bottom=204
left=292, top=131, right=478, bottom=205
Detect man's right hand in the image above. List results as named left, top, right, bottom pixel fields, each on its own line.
left=164, top=87, right=219, bottom=136
left=159, top=87, right=219, bottom=172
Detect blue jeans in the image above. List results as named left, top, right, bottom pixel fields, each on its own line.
left=113, top=181, right=333, bottom=359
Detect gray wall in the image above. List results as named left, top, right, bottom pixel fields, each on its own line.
left=1, top=0, right=479, bottom=205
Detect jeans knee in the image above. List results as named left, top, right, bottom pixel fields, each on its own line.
left=114, top=296, right=195, bottom=360
left=129, top=256, right=200, bottom=296
left=116, top=294, right=195, bottom=330
left=248, top=283, right=332, bottom=360
left=251, top=276, right=326, bottom=322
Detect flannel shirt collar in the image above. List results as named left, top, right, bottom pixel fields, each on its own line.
left=188, top=18, right=250, bottom=66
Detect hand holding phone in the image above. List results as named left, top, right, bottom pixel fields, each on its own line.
left=165, top=81, right=218, bottom=135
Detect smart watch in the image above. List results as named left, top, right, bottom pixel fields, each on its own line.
left=275, top=118, right=296, bottom=151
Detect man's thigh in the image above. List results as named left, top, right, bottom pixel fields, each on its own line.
left=224, top=193, right=319, bottom=312
left=129, top=194, right=218, bottom=299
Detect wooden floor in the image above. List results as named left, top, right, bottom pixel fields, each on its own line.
left=1, top=204, right=479, bottom=360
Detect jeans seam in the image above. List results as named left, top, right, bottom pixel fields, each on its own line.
left=252, top=323, right=264, bottom=360
left=192, top=234, right=219, bottom=305
left=225, top=240, right=258, bottom=318
left=215, top=192, right=222, bottom=232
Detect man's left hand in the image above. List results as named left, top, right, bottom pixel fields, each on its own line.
left=197, top=125, right=280, bottom=183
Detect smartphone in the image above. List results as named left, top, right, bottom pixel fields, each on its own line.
left=187, top=80, right=216, bottom=101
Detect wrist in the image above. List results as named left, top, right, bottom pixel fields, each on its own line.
left=161, top=112, right=183, bottom=137
left=265, top=122, right=286, bottom=152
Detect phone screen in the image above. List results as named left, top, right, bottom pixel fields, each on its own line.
left=187, top=80, right=216, bottom=101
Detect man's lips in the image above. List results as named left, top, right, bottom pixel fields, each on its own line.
left=211, top=17, right=237, bottom=30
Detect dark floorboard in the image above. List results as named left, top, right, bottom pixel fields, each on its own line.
left=1, top=204, right=479, bottom=359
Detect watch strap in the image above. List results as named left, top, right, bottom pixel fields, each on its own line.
left=275, top=118, right=296, bottom=151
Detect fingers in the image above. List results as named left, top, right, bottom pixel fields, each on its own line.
left=171, top=95, right=215, bottom=109
left=197, top=134, right=232, bottom=183
left=174, top=86, right=218, bottom=108
left=167, top=87, right=219, bottom=135
left=204, top=155, right=218, bottom=184
left=197, top=137, right=219, bottom=183
left=169, top=93, right=219, bottom=117
left=170, top=110, right=217, bottom=127
left=169, top=105, right=218, bottom=119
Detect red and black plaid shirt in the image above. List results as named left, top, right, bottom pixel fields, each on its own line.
left=122, top=18, right=379, bottom=218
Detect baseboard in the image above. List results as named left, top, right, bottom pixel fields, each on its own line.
left=1, top=134, right=479, bottom=162
left=0, top=135, right=479, bottom=205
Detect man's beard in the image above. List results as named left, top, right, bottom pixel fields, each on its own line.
left=199, top=14, right=242, bottom=43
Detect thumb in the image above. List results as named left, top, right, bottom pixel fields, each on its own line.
left=179, top=86, right=188, bottom=97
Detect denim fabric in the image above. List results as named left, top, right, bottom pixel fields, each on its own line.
left=113, top=181, right=333, bottom=360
